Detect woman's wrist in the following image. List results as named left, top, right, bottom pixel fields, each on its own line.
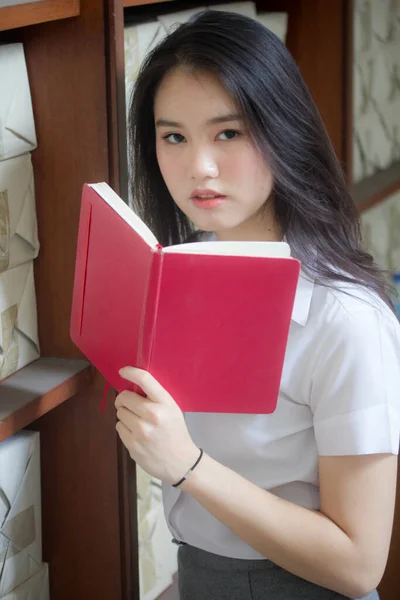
left=167, top=442, right=202, bottom=486
left=179, top=450, right=214, bottom=493
left=172, top=447, right=204, bottom=487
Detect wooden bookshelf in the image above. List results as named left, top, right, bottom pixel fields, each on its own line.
left=0, top=0, right=398, bottom=598
left=0, top=358, right=92, bottom=443
left=123, top=0, right=174, bottom=7
left=354, top=160, right=400, bottom=212
left=0, top=0, right=80, bottom=32
left=0, top=1, right=133, bottom=597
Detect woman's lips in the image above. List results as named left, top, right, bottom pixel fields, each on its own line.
left=191, top=195, right=227, bottom=209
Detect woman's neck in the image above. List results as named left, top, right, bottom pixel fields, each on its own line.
left=215, top=211, right=282, bottom=242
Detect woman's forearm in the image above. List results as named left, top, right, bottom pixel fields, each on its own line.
left=181, top=452, right=374, bottom=598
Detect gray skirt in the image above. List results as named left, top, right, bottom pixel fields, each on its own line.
left=177, top=544, right=380, bottom=600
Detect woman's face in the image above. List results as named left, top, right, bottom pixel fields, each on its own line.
left=154, top=68, right=278, bottom=241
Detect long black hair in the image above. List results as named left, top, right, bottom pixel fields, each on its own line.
left=128, top=10, right=393, bottom=308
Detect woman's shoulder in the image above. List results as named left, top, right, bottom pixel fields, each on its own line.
left=309, top=277, right=399, bottom=337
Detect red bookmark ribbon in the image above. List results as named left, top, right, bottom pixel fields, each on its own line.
left=101, top=381, right=111, bottom=412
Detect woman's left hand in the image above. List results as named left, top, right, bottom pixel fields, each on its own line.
left=115, top=366, right=200, bottom=484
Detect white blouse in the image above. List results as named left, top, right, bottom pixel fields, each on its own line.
left=162, top=270, right=400, bottom=559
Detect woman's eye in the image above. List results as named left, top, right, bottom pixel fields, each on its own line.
left=218, top=129, right=241, bottom=140
left=163, top=133, right=186, bottom=144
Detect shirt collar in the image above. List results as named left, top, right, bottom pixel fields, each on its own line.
left=291, top=270, right=314, bottom=326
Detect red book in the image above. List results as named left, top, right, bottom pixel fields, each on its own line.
left=70, top=183, right=300, bottom=414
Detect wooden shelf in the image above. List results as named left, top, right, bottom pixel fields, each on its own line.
left=0, top=357, right=92, bottom=442
left=354, top=160, right=400, bottom=212
left=0, top=0, right=80, bottom=32
left=124, top=0, right=175, bottom=7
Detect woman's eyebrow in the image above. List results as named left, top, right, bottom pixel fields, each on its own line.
left=155, top=114, right=243, bottom=128
left=155, top=118, right=182, bottom=127
left=206, top=113, right=243, bottom=125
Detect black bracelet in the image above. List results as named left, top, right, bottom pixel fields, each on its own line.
left=172, top=448, right=204, bottom=488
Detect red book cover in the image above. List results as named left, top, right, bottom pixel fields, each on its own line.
left=70, top=183, right=300, bottom=414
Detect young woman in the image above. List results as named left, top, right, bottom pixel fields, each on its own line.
left=115, top=11, right=400, bottom=600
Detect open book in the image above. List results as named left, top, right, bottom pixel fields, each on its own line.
left=70, top=183, right=300, bottom=413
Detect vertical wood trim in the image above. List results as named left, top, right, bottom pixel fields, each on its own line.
left=103, top=2, right=139, bottom=599
left=30, top=378, right=123, bottom=600
left=291, top=0, right=347, bottom=162
left=104, top=0, right=129, bottom=200
left=117, top=438, right=140, bottom=600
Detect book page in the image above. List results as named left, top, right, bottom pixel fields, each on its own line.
left=90, top=183, right=159, bottom=249
left=163, top=240, right=291, bottom=258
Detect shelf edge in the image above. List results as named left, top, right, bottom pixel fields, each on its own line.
left=0, top=0, right=80, bottom=32
left=0, top=358, right=93, bottom=442
left=354, top=160, right=400, bottom=212
left=123, top=0, right=175, bottom=7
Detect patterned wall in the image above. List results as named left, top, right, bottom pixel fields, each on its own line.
left=353, top=0, right=400, bottom=183
left=361, top=188, right=400, bottom=271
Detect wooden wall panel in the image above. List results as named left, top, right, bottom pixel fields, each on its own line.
left=30, top=378, right=123, bottom=600
left=103, top=3, right=139, bottom=597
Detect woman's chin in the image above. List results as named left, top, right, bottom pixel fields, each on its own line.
left=190, top=214, right=243, bottom=235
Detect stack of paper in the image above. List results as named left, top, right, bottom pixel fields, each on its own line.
left=0, top=43, right=40, bottom=381
left=0, top=431, right=44, bottom=598
left=0, top=155, right=39, bottom=272
left=136, top=467, right=177, bottom=600
left=1, top=564, right=49, bottom=600
left=157, top=2, right=256, bottom=31
left=0, top=263, right=39, bottom=380
left=124, top=2, right=288, bottom=108
left=156, top=3, right=288, bottom=42
left=257, top=12, right=288, bottom=43
left=124, top=22, right=166, bottom=106
left=0, top=44, right=37, bottom=162
left=157, top=6, right=208, bottom=31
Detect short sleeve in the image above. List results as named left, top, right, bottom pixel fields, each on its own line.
left=310, top=305, right=400, bottom=456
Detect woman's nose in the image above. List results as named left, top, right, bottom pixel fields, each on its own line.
left=190, top=146, right=219, bottom=179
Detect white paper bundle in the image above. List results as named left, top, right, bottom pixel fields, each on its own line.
left=125, top=4, right=288, bottom=107
left=0, top=431, right=42, bottom=597
left=157, top=7, right=207, bottom=32
left=0, top=44, right=37, bottom=162
left=257, top=12, right=288, bottom=43
left=0, top=261, right=39, bottom=381
left=137, top=467, right=177, bottom=600
left=0, top=563, right=49, bottom=600
left=157, top=3, right=257, bottom=32
left=212, top=2, right=256, bottom=17
left=0, top=155, right=39, bottom=273
left=125, top=21, right=166, bottom=103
